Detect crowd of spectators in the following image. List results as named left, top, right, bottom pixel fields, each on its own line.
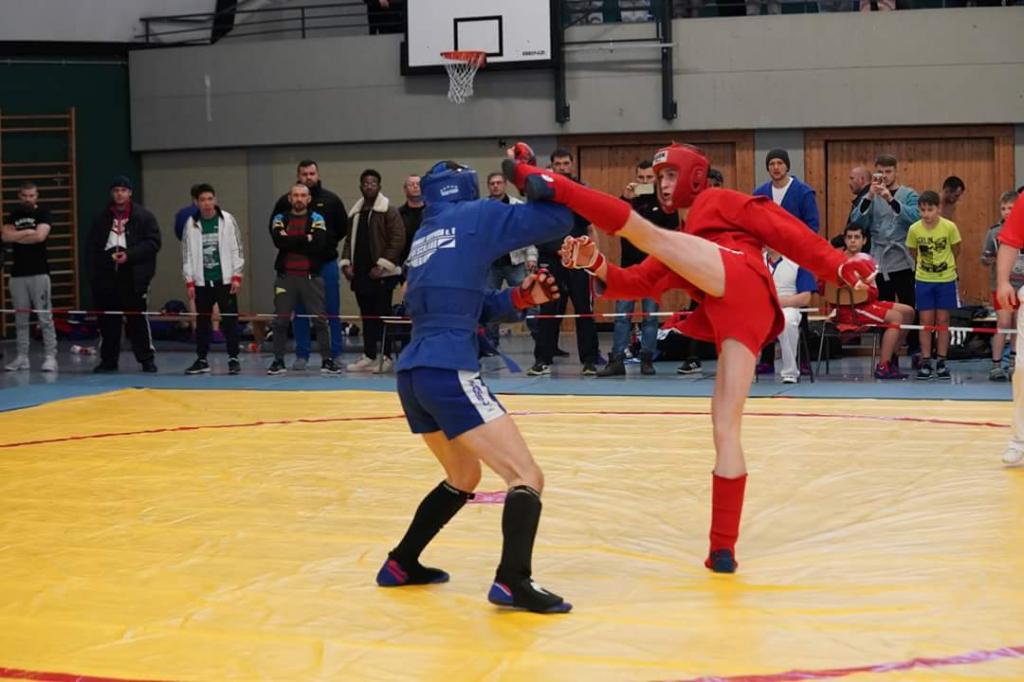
left=2, top=149, right=1020, bottom=381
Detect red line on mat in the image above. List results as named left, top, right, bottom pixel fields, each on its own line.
left=0, top=409, right=1007, bottom=450
left=664, top=644, right=1024, bottom=682
left=0, top=667, right=170, bottom=682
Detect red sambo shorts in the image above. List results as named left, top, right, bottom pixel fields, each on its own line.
left=683, top=248, right=780, bottom=355
left=833, top=299, right=895, bottom=326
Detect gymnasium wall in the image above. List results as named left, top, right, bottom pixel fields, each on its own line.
left=128, top=8, right=1023, bottom=151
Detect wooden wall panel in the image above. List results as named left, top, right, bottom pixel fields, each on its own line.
left=557, top=131, right=755, bottom=325
left=806, top=126, right=1014, bottom=305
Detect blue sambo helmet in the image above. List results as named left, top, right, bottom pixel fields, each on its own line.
left=422, top=160, right=479, bottom=205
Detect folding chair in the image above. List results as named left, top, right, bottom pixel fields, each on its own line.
left=815, top=282, right=878, bottom=375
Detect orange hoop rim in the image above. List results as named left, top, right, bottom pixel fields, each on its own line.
left=440, top=50, right=486, bottom=67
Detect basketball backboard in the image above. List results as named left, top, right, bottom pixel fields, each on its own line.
left=402, top=0, right=555, bottom=75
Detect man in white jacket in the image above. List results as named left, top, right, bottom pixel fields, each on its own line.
left=181, top=184, right=245, bottom=375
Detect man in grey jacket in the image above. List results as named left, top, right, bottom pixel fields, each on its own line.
left=851, top=154, right=920, bottom=308
left=484, top=172, right=538, bottom=349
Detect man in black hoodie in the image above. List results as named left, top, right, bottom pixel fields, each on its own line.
left=269, top=160, right=347, bottom=369
left=88, top=175, right=161, bottom=373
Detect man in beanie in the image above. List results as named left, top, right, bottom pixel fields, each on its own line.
left=753, top=149, right=820, bottom=233
left=87, top=175, right=162, bottom=373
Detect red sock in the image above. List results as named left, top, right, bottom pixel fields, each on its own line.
left=705, top=472, right=747, bottom=568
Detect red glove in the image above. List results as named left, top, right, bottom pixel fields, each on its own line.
left=837, top=253, right=877, bottom=289
left=510, top=268, right=560, bottom=309
left=560, top=236, right=605, bottom=273
left=512, top=142, right=536, bottom=165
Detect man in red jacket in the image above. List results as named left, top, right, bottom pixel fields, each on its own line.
left=505, top=142, right=875, bottom=573
left=994, top=197, right=1024, bottom=467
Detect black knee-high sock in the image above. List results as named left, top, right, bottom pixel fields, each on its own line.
left=391, top=481, right=472, bottom=566
left=496, top=485, right=542, bottom=583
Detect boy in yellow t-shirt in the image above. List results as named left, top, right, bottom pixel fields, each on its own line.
left=906, top=190, right=961, bottom=381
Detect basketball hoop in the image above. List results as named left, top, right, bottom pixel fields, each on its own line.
left=440, top=50, right=486, bottom=104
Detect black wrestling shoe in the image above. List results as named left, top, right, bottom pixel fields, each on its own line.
left=705, top=549, right=737, bottom=574
left=488, top=577, right=572, bottom=614
left=376, top=556, right=449, bottom=587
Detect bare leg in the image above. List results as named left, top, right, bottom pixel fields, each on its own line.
left=918, top=309, right=935, bottom=362
left=935, top=309, right=951, bottom=358
left=993, top=309, right=1013, bottom=364
left=423, top=430, right=482, bottom=491
left=618, top=211, right=727, bottom=297
left=706, top=338, right=755, bottom=573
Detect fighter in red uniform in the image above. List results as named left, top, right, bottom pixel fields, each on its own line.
left=504, top=142, right=876, bottom=572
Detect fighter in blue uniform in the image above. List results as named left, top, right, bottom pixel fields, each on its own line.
left=375, top=155, right=575, bottom=614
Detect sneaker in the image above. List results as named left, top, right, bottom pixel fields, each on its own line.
left=185, top=358, right=210, bottom=375
left=4, top=355, right=29, bottom=371
left=580, top=362, right=598, bottom=376
left=705, top=549, right=737, bottom=574
left=677, top=358, right=703, bottom=375
left=874, top=361, right=906, bottom=380
left=553, top=347, right=570, bottom=358
left=1002, top=446, right=1024, bottom=467
left=989, top=365, right=1009, bottom=382
left=640, top=353, right=656, bottom=376
left=527, top=363, right=551, bottom=376
left=372, top=356, right=394, bottom=374
left=347, top=355, right=376, bottom=372
left=487, top=577, right=572, bottom=614
left=267, top=359, right=287, bottom=375
left=228, top=357, right=241, bottom=375
left=321, top=358, right=343, bottom=375
left=781, top=375, right=798, bottom=384
left=375, top=556, right=449, bottom=587
left=755, top=362, right=775, bottom=375
left=935, top=362, right=951, bottom=381
left=93, top=363, right=118, bottom=373
left=141, top=360, right=158, bottom=373
left=291, top=357, right=308, bottom=371
left=916, top=365, right=933, bottom=381
left=597, top=358, right=625, bottom=377
left=40, top=356, right=58, bottom=373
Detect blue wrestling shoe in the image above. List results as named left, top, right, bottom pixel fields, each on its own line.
left=706, top=549, right=737, bottom=574
left=375, top=557, right=450, bottom=587
left=488, top=578, right=572, bottom=614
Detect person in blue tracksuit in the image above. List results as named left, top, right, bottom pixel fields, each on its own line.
left=375, top=155, right=575, bottom=614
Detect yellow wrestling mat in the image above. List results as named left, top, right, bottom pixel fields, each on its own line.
left=0, top=389, right=1022, bottom=682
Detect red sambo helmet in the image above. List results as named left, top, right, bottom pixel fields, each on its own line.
left=652, top=143, right=710, bottom=212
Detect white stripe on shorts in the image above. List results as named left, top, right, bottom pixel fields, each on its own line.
left=457, top=371, right=505, bottom=425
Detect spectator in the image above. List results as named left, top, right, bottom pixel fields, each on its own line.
left=267, top=183, right=340, bottom=376
left=861, top=0, right=894, bottom=10
left=980, top=191, right=1021, bottom=382
left=2, top=182, right=57, bottom=372
left=342, top=169, right=405, bottom=373
left=765, top=248, right=817, bottom=384
left=753, top=148, right=820, bottom=233
left=994, top=196, right=1024, bottom=466
left=270, top=160, right=347, bottom=370
left=833, top=224, right=914, bottom=380
left=906, top=191, right=961, bottom=381
left=181, top=184, right=244, bottom=376
left=528, top=148, right=601, bottom=376
left=746, top=0, right=780, bottom=15
left=707, top=168, right=724, bottom=188
left=88, top=176, right=161, bottom=373
left=940, top=175, right=966, bottom=221
left=599, top=160, right=678, bottom=377
left=364, top=0, right=403, bottom=34
left=850, top=154, right=920, bottom=328
left=485, top=172, right=538, bottom=350
left=173, top=184, right=201, bottom=241
left=398, top=174, right=425, bottom=273
left=831, top=166, right=873, bottom=249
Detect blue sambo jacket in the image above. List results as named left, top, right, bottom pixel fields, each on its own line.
left=397, top=198, right=573, bottom=372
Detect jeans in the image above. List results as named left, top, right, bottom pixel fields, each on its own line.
left=612, top=298, right=659, bottom=357
left=294, top=260, right=343, bottom=360
left=485, top=262, right=528, bottom=344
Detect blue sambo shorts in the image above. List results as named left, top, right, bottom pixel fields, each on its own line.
left=397, top=367, right=507, bottom=439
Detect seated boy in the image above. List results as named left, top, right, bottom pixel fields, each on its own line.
left=831, top=224, right=914, bottom=379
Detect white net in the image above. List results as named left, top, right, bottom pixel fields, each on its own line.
left=441, top=54, right=483, bottom=104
